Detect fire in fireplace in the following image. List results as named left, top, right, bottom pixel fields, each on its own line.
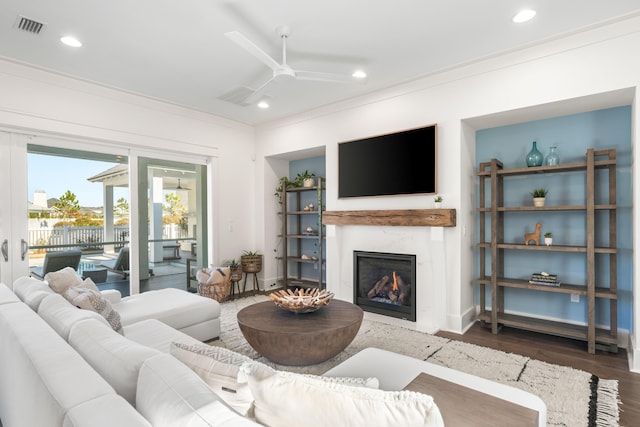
left=353, top=251, right=416, bottom=321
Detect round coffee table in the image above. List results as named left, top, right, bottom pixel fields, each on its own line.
left=237, top=299, right=363, bottom=366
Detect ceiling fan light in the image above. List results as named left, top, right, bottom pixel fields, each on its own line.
left=352, top=70, right=367, bottom=79
left=512, top=9, right=536, bottom=23
left=257, top=100, right=270, bottom=109
left=60, top=36, right=82, bottom=47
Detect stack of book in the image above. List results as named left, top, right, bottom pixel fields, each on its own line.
left=529, top=273, right=561, bottom=286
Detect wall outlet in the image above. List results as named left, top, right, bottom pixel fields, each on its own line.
left=571, top=294, right=580, bottom=303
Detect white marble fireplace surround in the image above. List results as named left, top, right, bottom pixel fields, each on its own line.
left=325, top=223, right=448, bottom=333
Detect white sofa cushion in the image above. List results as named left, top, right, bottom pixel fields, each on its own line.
left=136, top=354, right=261, bottom=427
left=68, top=318, right=160, bottom=406
left=241, top=361, right=444, bottom=427
left=63, top=394, right=151, bottom=427
left=0, top=302, right=116, bottom=427
left=0, top=282, right=20, bottom=305
left=38, top=293, right=110, bottom=340
left=13, top=276, right=55, bottom=311
left=170, top=342, right=379, bottom=416
left=114, top=288, right=220, bottom=330
left=124, top=318, right=201, bottom=353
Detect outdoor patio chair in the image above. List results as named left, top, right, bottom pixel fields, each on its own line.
left=99, top=246, right=130, bottom=279
left=30, top=249, right=82, bottom=280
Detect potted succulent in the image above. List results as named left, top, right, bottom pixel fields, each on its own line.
left=240, top=250, right=263, bottom=273
left=531, top=188, right=548, bottom=207
left=434, top=195, right=443, bottom=208
left=544, top=232, right=553, bottom=246
left=223, top=258, right=243, bottom=281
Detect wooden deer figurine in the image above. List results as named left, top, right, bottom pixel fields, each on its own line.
left=524, top=223, right=542, bottom=246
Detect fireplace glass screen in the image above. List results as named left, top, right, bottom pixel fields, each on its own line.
left=353, top=251, right=416, bottom=321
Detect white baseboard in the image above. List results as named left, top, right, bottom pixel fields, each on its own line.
left=628, top=335, right=640, bottom=373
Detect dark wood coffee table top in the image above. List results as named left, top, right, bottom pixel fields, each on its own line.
left=237, top=299, right=363, bottom=365
left=403, top=373, right=539, bottom=427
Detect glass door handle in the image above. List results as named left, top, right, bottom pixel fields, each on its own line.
left=21, top=239, right=28, bottom=261
left=1, top=239, right=7, bottom=262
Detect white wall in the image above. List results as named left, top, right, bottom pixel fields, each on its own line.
left=255, top=16, right=640, bottom=368
left=0, top=58, right=256, bottom=269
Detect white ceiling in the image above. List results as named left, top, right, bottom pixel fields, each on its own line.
left=1, top=1, right=639, bottom=126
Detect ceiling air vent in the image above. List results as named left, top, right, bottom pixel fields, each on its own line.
left=14, top=15, right=46, bottom=35
left=217, top=86, right=254, bottom=106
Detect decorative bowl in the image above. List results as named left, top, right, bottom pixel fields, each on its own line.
left=269, top=288, right=334, bottom=313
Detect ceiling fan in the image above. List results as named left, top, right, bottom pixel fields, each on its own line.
left=170, top=179, right=191, bottom=191
left=225, top=25, right=365, bottom=105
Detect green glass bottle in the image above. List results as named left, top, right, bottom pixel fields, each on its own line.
left=526, top=141, right=543, bottom=167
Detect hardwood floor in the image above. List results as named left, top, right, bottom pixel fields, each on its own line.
left=436, top=324, right=640, bottom=426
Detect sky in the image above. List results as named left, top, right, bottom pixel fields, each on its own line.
left=28, top=154, right=128, bottom=207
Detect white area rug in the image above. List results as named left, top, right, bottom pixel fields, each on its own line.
left=211, top=295, right=620, bottom=427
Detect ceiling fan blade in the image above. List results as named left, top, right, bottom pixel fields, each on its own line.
left=225, top=31, right=280, bottom=71
left=243, top=76, right=277, bottom=104
left=295, top=70, right=367, bottom=84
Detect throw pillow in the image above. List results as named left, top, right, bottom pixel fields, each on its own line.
left=46, top=267, right=100, bottom=294
left=63, top=286, right=123, bottom=333
left=241, top=362, right=444, bottom=427
left=170, top=342, right=261, bottom=415
left=170, top=342, right=379, bottom=417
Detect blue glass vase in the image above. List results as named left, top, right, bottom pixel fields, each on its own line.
left=526, top=141, right=543, bottom=167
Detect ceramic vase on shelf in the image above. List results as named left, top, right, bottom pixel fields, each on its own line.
left=526, top=141, right=543, bottom=167
left=545, top=146, right=560, bottom=166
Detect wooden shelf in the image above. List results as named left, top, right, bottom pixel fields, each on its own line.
left=477, top=204, right=616, bottom=212
left=477, top=311, right=617, bottom=347
left=282, top=278, right=326, bottom=289
left=476, top=277, right=617, bottom=299
left=323, top=209, right=456, bottom=227
left=477, top=148, right=617, bottom=354
left=477, top=242, right=616, bottom=253
left=285, top=256, right=325, bottom=264
left=476, top=156, right=616, bottom=177
left=281, top=178, right=325, bottom=290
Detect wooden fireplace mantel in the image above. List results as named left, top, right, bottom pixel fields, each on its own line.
left=322, top=209, right=456, bottom=227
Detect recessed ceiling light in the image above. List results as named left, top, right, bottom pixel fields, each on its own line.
left=257, top=100, right=270, bottom=109
left=513, top=9, right=536, bottom=23
left=352, top=70, right=367, bottom=79
left=60, top=36, right=82, bottom=47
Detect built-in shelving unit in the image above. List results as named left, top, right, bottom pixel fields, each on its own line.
left=280, top=178, right=325, bottom=290
left=476, top=148, right=617, bottom=354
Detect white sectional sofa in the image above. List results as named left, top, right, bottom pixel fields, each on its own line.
left=13, top=275, right=221, bottom=342
left=0, top=276, right=546, bottom=427
left=0, top=277, right=258, bottom=427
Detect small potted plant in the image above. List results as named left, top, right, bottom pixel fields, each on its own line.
left=223, top=258, right=243, bottom=281
left=544, top=232, right=553, bottom=246
left=531, top=188, right=548, bottom=207
left=296, top=170, right=317, bottom=188
left=240, top=250, right=263, bottom=273
left=434, top=195, right=443, bottom=208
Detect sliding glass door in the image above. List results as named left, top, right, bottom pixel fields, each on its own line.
left=0, top=132, right=28, bottom=284
left=26, top=144, right=130, bottom=289
left=0, top=131, right=209, bottom=294
left=137, top=156, right=207, bottom=292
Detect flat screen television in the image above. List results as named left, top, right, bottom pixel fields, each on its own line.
left=338, top=124, right=437, bottom=198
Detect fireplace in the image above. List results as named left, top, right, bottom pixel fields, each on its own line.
left=353, top=251, right=416, bottom=321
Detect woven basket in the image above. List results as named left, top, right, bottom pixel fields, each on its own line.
left=240, top=255, right=263, bottom=273
left=198, top=267, right=232, bottom=302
